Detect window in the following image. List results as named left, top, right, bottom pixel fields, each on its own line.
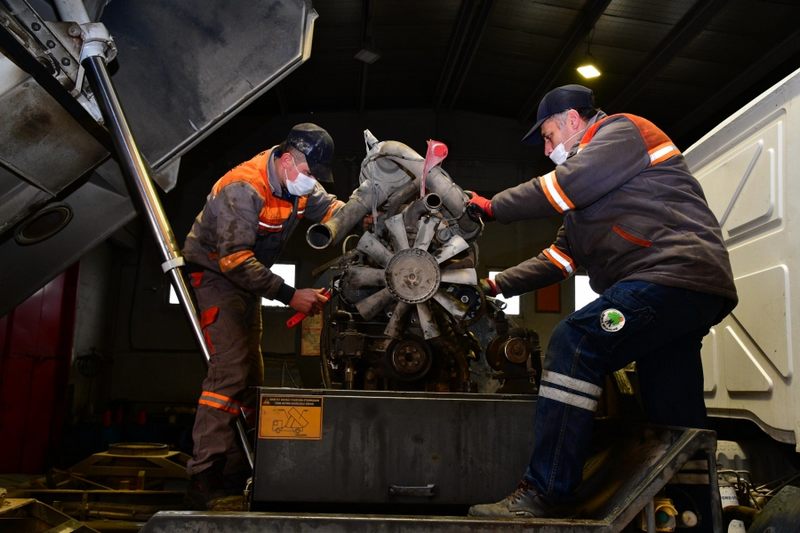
left=169, top=263, right=296, bottom=308
left=574, top=274, right=600, bottom=310
left=489, top=270, right=519, bottom=315
left=261, top=263, right=295, bottom=307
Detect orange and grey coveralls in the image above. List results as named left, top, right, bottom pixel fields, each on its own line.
left=182, top=147, right=342, bottom=475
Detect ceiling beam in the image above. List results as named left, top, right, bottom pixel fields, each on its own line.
left=518, top=0, right=611, bottom=123
left=606, top=0, right=729, bottom=112
left=435, top=0, right=476, bottom=109
left=357, top=0, right=373, bottom=113
left=434, top=0, right=494, bottom=110
left=672, top=27, right=800, bottom=145
left=445, top=0, right=494, bottom=110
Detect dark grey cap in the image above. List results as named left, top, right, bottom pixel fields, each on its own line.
left=285, top=123, right=334, bottom=183
left=521, top=84, right=595, bottom=144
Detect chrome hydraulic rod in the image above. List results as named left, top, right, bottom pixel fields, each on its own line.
left=80, top=52, right=254, bottom=470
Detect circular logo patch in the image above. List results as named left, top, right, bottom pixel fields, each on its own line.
left=600, top=308, right=626, bottom=332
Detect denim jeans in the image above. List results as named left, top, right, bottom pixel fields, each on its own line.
left=523, top=280, right=731, bottom=500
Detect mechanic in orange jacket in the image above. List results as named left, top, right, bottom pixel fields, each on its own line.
left=182, top=123, right=344, bottom=509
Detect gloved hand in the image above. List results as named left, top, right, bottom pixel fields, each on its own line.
left=465, top=191, right=494, bottom=221
left=479, top=277, right=499, bottom=297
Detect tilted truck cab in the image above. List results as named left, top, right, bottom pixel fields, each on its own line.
left=687, top=67, right=800, bottom=451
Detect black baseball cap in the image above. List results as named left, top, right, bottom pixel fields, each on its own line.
left=285, top=123, right=335, bottom=183
left=521, top=84, right=595, bottom=144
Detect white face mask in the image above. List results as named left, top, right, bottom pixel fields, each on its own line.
left=548, top=127, right=584, bottom=166
left=549, top=143, right=569, bottom=165
left=285, top=157, right=317, bottom=196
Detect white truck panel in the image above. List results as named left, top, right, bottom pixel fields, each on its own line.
left=685, top=67, right=800, bottom=449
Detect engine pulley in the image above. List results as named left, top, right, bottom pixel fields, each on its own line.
left=386, top=337, right=432, bottom=381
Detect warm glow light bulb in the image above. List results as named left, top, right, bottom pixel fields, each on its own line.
left=577, top=64, right=601, bottom=79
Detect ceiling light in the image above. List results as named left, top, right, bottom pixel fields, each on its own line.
left=577, top=27, right=601, bottom=79
left=577, top=64, right=601, bottom=79
left=354, top=47, right=380, bottom=64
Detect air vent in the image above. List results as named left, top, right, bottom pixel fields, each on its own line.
left=14, top=203, right=73, bottom=245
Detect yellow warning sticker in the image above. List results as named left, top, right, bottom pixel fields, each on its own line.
left=258, top=396, right=323, bottom=440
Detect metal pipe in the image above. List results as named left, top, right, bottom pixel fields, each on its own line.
left=367, top=141, right=481, bottom=239
left=645, top=499, right=656, bottom=533
left=81, top=53, right=254, bottom=470
left=402, top=193, right=441, bottom=228
left=52, top=0, right=91, bottom=23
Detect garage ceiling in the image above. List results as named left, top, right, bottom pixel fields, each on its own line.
left=269, top=0, right=800, bottom=149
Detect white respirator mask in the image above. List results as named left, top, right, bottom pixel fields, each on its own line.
left=285, top=157, right=317, bottom=196
left=548, top=127, right=584, bottom=166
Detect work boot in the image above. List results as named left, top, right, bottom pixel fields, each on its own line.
left=206, top=494, right=246, bottom=512
left=185, top=466, right=228, bottom=510
left=468, top=479, right=558, bottom=518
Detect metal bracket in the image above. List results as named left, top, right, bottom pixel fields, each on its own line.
left=0, top=0, right=107, bottom=122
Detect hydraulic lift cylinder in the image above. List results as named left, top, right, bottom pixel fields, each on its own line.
left=80, top=52, right=254, bottom=469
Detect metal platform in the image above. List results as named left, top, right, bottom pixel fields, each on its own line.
left=142, top=390, right=722, bottom=532
left=252, top=388, right=538, bottom=506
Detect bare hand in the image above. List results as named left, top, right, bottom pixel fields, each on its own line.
left=289, top=288, right=329, bottom=315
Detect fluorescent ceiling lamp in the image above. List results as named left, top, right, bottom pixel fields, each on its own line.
left=577, top=64, right=601, bottom=79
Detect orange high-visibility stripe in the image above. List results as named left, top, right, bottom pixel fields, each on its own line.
left=219, top=250, right=254, bottom=272
left=543, top=245, right=575, bottom=277
left=198, top=398, right=239, bottom=415
left=202, top=390, right=238, bottom=403
left=198, top=391, right=242, bottom=415
left=581, top=113, right=681, bottom=166
left=539, top=171, right=575, bottom=213
left=648, top=141, right=680, bottom=165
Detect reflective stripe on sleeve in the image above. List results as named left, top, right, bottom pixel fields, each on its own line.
left=649, top=142, right=680, bottom=165
left=219, top=250, right=255, bottom=272
left=539, top=385, right=598, bottom=412
left=542, top=245, right=575, bottom=276
left=258, top=221, right=284, bottom=231
left=539, top=171, right=575, bottom=214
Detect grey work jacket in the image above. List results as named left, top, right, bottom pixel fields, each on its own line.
left=492, top=113, right=737, bottom=307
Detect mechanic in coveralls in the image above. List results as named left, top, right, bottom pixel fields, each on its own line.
left=466, top=85, right=737, bottom=518
left=182, top=123, right=344, bottom=509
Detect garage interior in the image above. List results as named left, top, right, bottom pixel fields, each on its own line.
left=2, top=0, right=800, bottom=531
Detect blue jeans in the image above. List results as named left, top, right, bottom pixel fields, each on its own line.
left=524, top=280, right=732, bottom=500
